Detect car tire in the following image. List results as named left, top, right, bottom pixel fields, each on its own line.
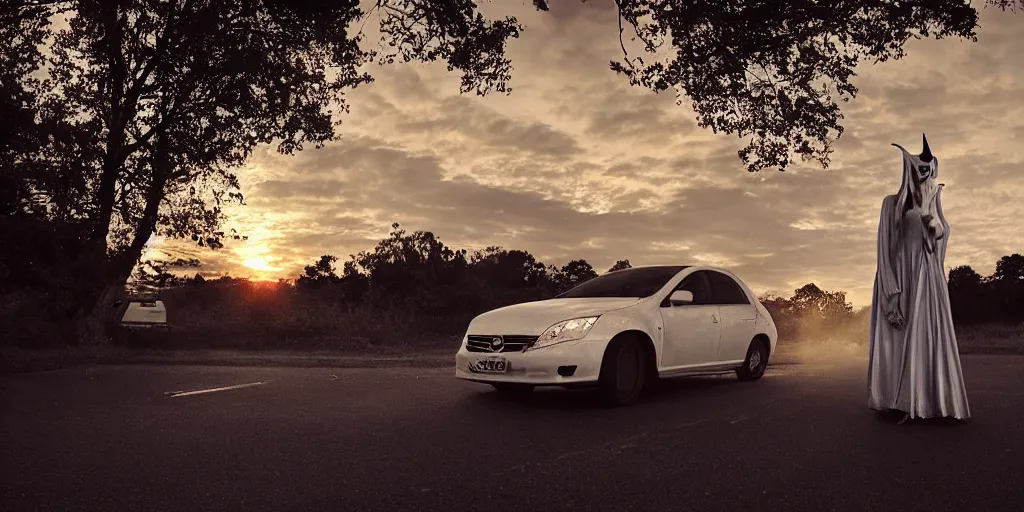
left=491, top=383, right=535, bottom=395
left=598, top=337, right=647, bottom=406
left=736, top=338, right=768, bottom=381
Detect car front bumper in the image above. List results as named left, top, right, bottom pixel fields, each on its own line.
left=455, top=339, right=608, bottom=386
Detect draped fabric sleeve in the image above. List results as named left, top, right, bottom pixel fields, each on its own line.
left=876, top=195, right=902, bottom=299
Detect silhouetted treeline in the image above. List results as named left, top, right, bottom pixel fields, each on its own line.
left=947, top=256, right=1024, bottom=324
left=1, top=223, right=1021, bottom=350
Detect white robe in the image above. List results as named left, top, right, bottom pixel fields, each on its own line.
left=867, top=191, right=970, bottom=420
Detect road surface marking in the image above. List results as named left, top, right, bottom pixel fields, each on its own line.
left=164, top=381, right=267, bottom=398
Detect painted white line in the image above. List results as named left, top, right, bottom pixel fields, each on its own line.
left=164, top=381, right=267, bottom=398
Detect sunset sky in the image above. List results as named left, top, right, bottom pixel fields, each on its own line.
left=146, top=1, right=1024, bottom=308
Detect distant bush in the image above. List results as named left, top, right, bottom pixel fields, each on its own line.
left=758, top=283, right=870, bottom=347
left=0, top=290, right=76, bottom=348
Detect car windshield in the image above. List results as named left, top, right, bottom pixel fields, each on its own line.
left=556, top=266, right=688, bottom=299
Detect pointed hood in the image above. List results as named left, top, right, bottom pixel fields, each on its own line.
left=920, top=133, right=933, bottom=163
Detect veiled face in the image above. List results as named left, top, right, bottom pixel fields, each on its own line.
left=915, top=162, right=934, bottom=184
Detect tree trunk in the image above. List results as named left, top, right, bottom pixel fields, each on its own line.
left=75, top=132, right=173, bottom=346
left=76, top=281, right=123, bottom=346
left=75, top=245, right=159, bottom=347
left=74, top=235, right=155, bottom=346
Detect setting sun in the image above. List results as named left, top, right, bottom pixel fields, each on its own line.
left=241, top=257, right=279, bottom=272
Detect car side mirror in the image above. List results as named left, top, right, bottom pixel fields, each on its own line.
left=669, top=290, right=694, bottom=306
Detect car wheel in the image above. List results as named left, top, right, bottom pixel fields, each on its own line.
left=736, top=338, right=768, bottom=381
left=491, top=383, right=535, bottom=395
left=598, top=338, right=647, bottom=406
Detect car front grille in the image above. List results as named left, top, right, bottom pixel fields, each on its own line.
left=466, top=334, right=539, bottom=353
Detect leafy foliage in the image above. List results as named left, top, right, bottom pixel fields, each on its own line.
left=369, top=0, right=524, bottom=95
left=607, top=259, right=633, bottom=273
left=470, top=247, right=551, bottom=288
left=132, top=257, right=201, bottom=291
left=0, top=6, right=50, bottom=217
left=608, top=0, right=1021, bottom=172
left=993, top=254, right=1024, bottom=282
left=554, top=259, right=600, bottom=291
left=297, top=255, right=342, bottom=288
left=758, top=282, right=861, bottom=344
left=922, top=258, right=1024, bottom=325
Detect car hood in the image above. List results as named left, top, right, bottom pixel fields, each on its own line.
left=467, top=297, right=644, bottom=335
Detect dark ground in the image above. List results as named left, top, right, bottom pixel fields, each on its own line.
left=2, top=354, right=1022, bottom=512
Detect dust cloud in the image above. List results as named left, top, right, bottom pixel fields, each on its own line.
left=776, top=311, right=871, bottom=366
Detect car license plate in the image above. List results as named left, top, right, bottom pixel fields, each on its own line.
left=472, top=357, right=508, bottom=373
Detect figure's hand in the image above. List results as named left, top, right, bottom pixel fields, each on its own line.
left=920, top=214, right=943, bottom=251
left=929, top=214, right=943, bottom=234
left=884, top=293, right=904, bottom=329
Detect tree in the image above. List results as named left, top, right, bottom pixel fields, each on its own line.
left=789, top=283, right=853, bottom=321
left=988, top=254, right=1024, bottom=322
left=349, top=223, right=469, bottom=308
left=993, top=254, right=1024, bottom=282
left=756, top=292, right=792, bottom=317
left=7, top=1, right=522, bottom=343
left=297, top=255, right=341, bottom=288
left=758, top=284, right=856, bottom=343
left=948, top=265, right=983, bottom=292
left=947, top=264, right=988, bottom=324
left=554, top=259, right=599, bottom=292
left=605, top=0, right=1021, bottom=172
left=607, top=259, right=632, bottom=273
left=469, top=247, right=551, bottom=289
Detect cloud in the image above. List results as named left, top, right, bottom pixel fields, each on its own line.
left=160, top=2, right=1024, bottom=308
left=396, top=96, right=584, bottom=159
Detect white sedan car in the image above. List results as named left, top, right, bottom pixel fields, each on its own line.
left=455, top=265, right=778, bottom=405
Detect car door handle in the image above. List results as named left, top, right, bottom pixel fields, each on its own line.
left=712, top=314, right=719, bottom=323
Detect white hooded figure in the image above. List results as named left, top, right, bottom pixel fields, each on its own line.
left=867, top=134, right=970, bottom=423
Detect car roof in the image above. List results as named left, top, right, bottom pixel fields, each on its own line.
left=622, top=264, right=690, bottom=271
left=613, top=265, right=744, bottom=279
left=603, top=265, right=757, bottom=280
left=602, top=265, right=689, bottom=276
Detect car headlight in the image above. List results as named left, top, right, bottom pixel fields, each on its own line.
left=530, top=316, right=599, bottom=350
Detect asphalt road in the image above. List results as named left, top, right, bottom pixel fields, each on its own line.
left=2, top=354, right=1023, bottom=512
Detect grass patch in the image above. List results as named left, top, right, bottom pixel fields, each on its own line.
left=956, top=322, right=1024, bottom=354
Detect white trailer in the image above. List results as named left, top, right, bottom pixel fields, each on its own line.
left=117, top=298, right=169, bottom=329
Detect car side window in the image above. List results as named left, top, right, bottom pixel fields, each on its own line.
left=674, top=271, right=713, bottom=305
left=707, top=271, right=751, bottom=305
